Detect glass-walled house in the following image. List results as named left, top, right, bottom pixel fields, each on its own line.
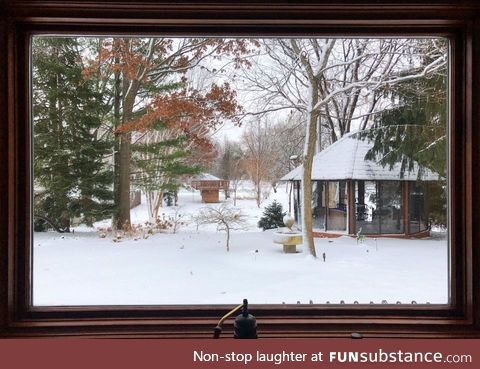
left=282, top=132, right=443, bottom=237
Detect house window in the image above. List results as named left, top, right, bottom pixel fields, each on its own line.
left=33, top=35, right=449, bottom=306
left=1, top=1, right=479, bottom=338
left=29, top=35, right=451, bottom=311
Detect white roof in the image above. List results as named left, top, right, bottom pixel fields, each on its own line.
left=193, top=173, right=223, bottom=181
left=281, top=132, right=441, bottom=181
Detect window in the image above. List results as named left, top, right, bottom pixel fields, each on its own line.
left=327, top=181, right=347, bottom=232
left=312, top=181, right=327, bottom=230
left=355, top=181, right=404, bottom=235
left=305, top=181, right=348, bottom=232
left=31, top=35, right=448, bottom=306
left=1, top=0, right=479, bottom=338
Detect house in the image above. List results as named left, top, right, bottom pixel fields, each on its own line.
left=281, top=131, right=443, bottom=237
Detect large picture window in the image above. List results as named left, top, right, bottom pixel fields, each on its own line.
left=1, top=0, right=479, bottom=338
left=30, top=35, right=449, bottom=306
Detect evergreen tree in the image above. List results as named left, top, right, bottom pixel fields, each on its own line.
left=362, top=40, right=447, bottom=177
left=132, top=126, right=203, bottom=219
left=360, top=39, right=448, bottom=226
left=258, top=200, right=286, bottom=231
left=33, top=37, right=113, bottom=231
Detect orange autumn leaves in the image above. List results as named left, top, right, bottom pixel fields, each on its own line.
left=117, top=83, right=241, bottom=133
left=119, top=82, right=242, bottom=161
left=82, top=38, right=175, bottom=83
left=82, top=37, right=249, bottom=162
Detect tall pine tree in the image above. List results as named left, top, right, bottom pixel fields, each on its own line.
left=362, top=72, right=447, bottom=177
left=360, top=39, right=448, bottom=226
left=33, top=37, right=114, bottom=231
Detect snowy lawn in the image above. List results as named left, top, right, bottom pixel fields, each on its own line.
left=33, top=229, right=448, bottom=306
left=33, top=184, right=448, bottom=306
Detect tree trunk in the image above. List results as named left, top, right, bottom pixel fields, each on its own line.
left=146, top=191, right=153, bottom=221
left=112, top=62, right=122, bottom=229
left=301, top=85, right=319, bottom=258
left=151, top=190, right=163, bottom=220
left=225, top=225, right=230, bottom=252
left=113, top=70, right=140, bottom=229
left=255, top=177, right=261, bottom=208
left=116, top=132, right=131, bottom=229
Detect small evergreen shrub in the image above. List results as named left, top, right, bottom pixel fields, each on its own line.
left=258, top=200, right=286, bottom=231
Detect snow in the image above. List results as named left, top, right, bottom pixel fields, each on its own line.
left=127, top=181, right=284, bottom=232
left=32, top=183, right=448, bottom=306
left=281, top=131, right=441, bottom=181
left=192, top=173, right=223, bottom=181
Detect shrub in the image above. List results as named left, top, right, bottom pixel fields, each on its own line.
left=258, top=200, right=285, bottom=230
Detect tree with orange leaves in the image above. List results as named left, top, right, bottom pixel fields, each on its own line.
left=84, top=37, right=255, bottom=229
left=130, top=81, right=241, bottom=221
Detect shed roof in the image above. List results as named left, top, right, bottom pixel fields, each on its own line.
left=193, top=173, right=222, bottom=181
left=281, top=131, right=442, bottom=181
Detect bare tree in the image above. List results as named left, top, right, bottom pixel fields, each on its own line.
left=230, top=149, right=246, bottom=207
left=269, top=111, right=306, bottom=189
left=241, top=119, right=277, bottom=207
left=197, top=205, right=248, bottom=251
left=212, top=138, right=246, bottom=205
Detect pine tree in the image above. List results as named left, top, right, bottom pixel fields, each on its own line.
left=258, top=200, right=286, bottom=231
left=361, top=39, right=448, bottom=226
left=132, top=129, right=203, bottom=219
left=364, top=40, right=447, bottom=177
left=33, top=37, right=114, bottom=231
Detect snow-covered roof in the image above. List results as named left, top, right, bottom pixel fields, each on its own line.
left=281, top=131, right=441, bottom=181
left=193, top=173, right=223, bottom=181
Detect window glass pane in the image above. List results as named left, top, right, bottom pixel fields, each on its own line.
left=409, top=181, right=427, bottom=233
left=355, top=181, right=380, bottom=234
left=312, top=181, right=326, bottom=230
left=327, top=181, right=347, bottom=231
left=378, top=181, right=404, bottom=234
left=32, top=36, right=449, bottom=306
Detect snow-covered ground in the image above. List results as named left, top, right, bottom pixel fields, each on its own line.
left=32, top=183, right=449, bottom=306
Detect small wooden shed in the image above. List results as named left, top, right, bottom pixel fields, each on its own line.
left=191, top=174, right=229, bottom=203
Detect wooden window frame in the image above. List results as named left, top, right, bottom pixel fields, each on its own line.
left=1, top=0, right=479, bottom=338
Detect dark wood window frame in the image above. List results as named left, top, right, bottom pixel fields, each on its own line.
left=1, top=0, right=480, bottom=338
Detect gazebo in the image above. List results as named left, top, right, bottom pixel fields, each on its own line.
left=191, top=173, right=229, bottom=203
left=281, top=132, right=443, bottom=238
